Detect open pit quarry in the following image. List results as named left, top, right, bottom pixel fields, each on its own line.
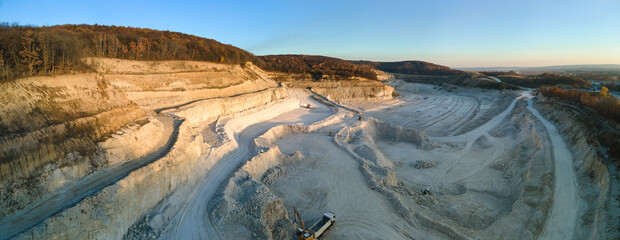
left=0, top=58, right=618, bottom=240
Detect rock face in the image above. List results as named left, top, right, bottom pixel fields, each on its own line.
left=0, top=58, right=446, bottom=239
left=0, top=73, right=146, bottom=183
left=88, top=58, right=279, bottom=110
left=2, top=57, right=296, bottom=239
left=13, top=120, right=207, bottom=240
left=0, top=73, right=148, bottom=219
left=264, top=70, right=398, bottom=101
left=374, top=69, right=394, bottom=82
left=169, top=87, right=288, bottom=123
left=286, top=80, right=397, bottom=101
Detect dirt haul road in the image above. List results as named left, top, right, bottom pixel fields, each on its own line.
left=173, top=89, right=332, bottom=240
left=420, top=92, right=533, bottom=186
left=526, top=95, right=579, bottom=240
left=0, top=115, right=180, bottom=240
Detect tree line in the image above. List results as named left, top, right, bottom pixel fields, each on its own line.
left=351, top=60, right=464, bottom=76
left=538, top=86, right=620, bottom=123
left=482, top=72, right=589, bottom=89
left=0, top=23, right=264, bottom=82
left=259, top=55, right=378, bottom=81
left=601, top=82, right=620, bottom=92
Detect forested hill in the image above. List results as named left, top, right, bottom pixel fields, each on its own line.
left=259, top=55, right=378, bottom=80
left=351, top=60, right=464, bottom=76
left=0, top=24, right=264, bottom=81
left=482, top=72, right=590, bottom=88
left=1, top=23, right=470, bottom=82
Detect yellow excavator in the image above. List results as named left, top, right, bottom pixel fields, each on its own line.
left=293, top=207, right=336, bottom=240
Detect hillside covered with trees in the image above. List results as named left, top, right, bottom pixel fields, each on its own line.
left=0, top=24, right=385, bottom=82
left=483, top=72, right=589, bottom=88
left=538, top=86, right=619, bottom=123
left=0, top=23, right=264, bottom=82
left=351, top=60, right=464, bottom=76
left=259, top=55, right=378, bottom=80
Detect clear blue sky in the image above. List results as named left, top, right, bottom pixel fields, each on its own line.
left=1, top=0, right=619, bottom=68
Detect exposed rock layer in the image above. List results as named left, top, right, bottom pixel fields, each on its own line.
left=0, top=74, right=146, bottom=183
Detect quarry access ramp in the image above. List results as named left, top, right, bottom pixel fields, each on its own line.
left=527, top=97, right=579, bottom=240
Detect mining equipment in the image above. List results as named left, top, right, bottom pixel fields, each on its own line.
left=293, top=207, right=336, bottom=240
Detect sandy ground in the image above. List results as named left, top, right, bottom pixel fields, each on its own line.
left=191, top=81, right=589, bottom=239
left=270, top=133, right=430, bottom=239
left=341, top=82, right=514, bottom=137
left=8, top=77, right=593, bottom=239
left=170, top=89, right=332, bottom=239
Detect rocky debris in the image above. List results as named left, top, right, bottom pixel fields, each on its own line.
left=123, top=216, right=158, bottom=240
left=201, top=121, right=225, bottom=147
left=474, top=135, right=491, bottom=149
left=216, top=127, right=229, bottom=143
left=367, top=120, right=435, bottom=150
left=393, top=184, right=417, bottom=198
left=210, top=170, right=294, bottom=240
left=413, top=160, right=438, bottom=169
left=262, top=166, right=286, bottom=185
left=494, top=163, right=514, bottom=180
left=383, top=171, right=398, bottom=187
left=280, top=151, right=305, bottom=165
left=489, top=128, right=506, bottom=137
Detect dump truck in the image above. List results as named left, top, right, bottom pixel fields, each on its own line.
left=294, top=207, right=336, bottom=240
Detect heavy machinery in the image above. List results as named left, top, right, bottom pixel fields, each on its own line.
left=293, top=207, right=336, bottom=240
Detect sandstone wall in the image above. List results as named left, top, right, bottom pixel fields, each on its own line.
left=14, top=88, right=293, bottom=239
left=0, top=58, right=283, bottom=223
left=0, top=74, right=146, bottom=183
left=89, top=58, right=278, bottom=111
left=167, top=87, right=288, bottom=123
left=14, top=120, right=205, bottom=239
left=285, top=80, right=396, bottom=101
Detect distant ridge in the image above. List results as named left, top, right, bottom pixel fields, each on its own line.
left=351, top=60, right=464, bottom=76
left=460, top=64, right=620, bottom=72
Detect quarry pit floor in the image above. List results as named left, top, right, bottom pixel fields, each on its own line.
left=154, top=82, right=581, bottom=239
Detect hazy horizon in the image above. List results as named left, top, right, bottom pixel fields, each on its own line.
left=1, top=0, right=619, bottom=68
